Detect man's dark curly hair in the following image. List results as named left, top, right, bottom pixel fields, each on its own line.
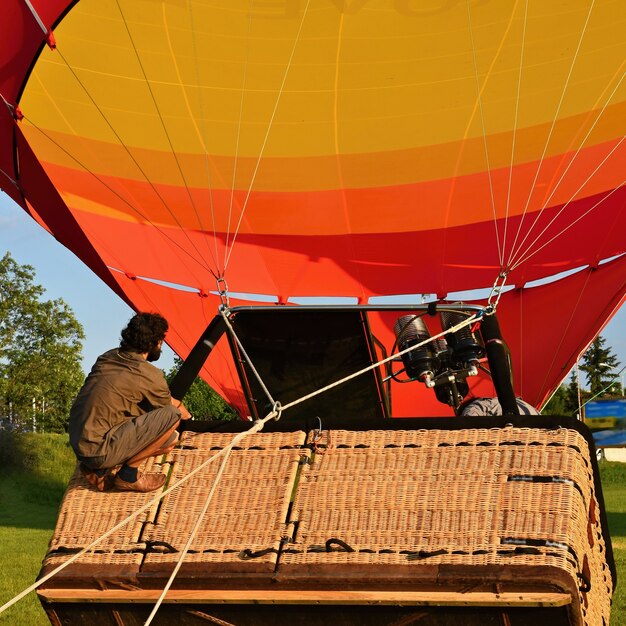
left=120, top=313, right=168, bottom=353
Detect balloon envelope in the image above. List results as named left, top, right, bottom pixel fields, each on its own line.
left=1, top=0, right=625, bottom=413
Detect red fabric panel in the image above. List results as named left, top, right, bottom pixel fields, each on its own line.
left=0, top=107, right=22, bottom=207
left=238, top=187, right=626, bottom=297
left=0, top=1, right=72, bottom=203
left=13, top=127, right=131, bottom=303
left=0, top=1, right=72, bottom=110
left=83, top=256, right=626, bottom=418
left=47, top=183, right=626, bottom=302
left=494, top=254, right=626, bottom=407
left=37, top=148, right=626, bottom=296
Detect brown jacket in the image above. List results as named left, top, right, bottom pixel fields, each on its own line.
left=69, top=349, right=172, bottom=458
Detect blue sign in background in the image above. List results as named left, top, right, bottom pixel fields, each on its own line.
left=585, top=400, right=626, bottom=418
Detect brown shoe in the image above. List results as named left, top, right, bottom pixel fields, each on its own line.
left=79, top=463, right=115, bottom=492
left=114, top=472, right=166, bottom=493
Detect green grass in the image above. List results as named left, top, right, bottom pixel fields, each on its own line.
left=0, top=432, right=75, bottom=626
left=2, top=433, right=626, bottom=624
left=600, top=461, right=626, bottom=625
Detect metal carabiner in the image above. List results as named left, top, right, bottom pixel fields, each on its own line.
left=486, top=271, right=508, bottom=313
left=216, top=276, right=230, bottom=310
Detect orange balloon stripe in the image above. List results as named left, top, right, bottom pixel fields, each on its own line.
left=39, top=136, right=626, bottom=236
left=67, top=185, right=625, bottom=302
left=21, top=97, right=626, bottom=192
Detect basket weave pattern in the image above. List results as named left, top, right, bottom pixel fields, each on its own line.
left=142, top=431, right=306, bottom=569
left=42, top=426, right=612, bottom=625
left=44, top=456, right=165, bottom=568
left=284, top=427, right=612, bottom=626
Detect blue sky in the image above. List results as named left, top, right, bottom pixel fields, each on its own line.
left=0, top=193, right=178, bottom=373
left=1, top=190, right=625, bottom=384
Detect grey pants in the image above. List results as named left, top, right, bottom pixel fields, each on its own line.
left=78, top=405, right=180, bottom=469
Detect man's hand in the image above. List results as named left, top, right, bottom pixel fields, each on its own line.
left=171, top=397, right=192, bottom=420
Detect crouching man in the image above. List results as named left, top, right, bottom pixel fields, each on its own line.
left=69, top=312, right=191, bottom=493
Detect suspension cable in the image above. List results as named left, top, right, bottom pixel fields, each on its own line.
left=466, top=0, right=502, bottom=267
left=507, top=0, right=597, bottom=266
left=579, top=364, right=626, bottom=411
left=114, top=0, right=218, bottom=272
left=520, top=71, right=625, bottom=232
left=48, top=43, right=216, bottom=276
left=183, top=1, right=221, bottom=273
left=508, top=73, right=626, bottom=270
left=21, top=0, right=56, bottom=47
left=509, top=168, right=626, bottom=272
left=21, top=114, right=218, bottom=283
left=223, top=0, right=312, bottom=272
left=220, top=308, right=276, bottom=408
left=502, top=0, right=529, bottom=262
left=224, top=1, right=255, bottom=272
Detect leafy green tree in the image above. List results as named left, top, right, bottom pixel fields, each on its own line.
left=542, top=384, right=568, bottom=415
left=565, top=371, right=589, bottom=416
left=0, top=253, right=85, bottom=432
left=579, top=336, right=621, bottom=396
left=166, top=358, right=236, bottom=420
left=542, top=372, right=585, bottom=416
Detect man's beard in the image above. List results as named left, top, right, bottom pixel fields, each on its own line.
left=147, top=345, right=162, bottom=362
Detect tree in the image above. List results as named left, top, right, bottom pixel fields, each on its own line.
left=542, top=372, right=586, bottom=416
left=542, top=384, right=567, bottom=415
left=579, top=336, right=621, bottom=396
left=542, top=337, right=621, bottom=415
left=165, top=358, right=236, bottom=421
left=0, top=253, right=85, bottom=432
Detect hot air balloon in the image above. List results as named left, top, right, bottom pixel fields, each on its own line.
left=0, top=1, right=621, bottom=624
left=1, top=0, right=625, bottom=416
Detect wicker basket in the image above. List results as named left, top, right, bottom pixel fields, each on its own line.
left=38, top=418, right=613, bottom=626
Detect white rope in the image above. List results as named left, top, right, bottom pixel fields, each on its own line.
left=0, top=306, right=484, bottom=617
left=224, top=0, right=312, bottom=271
left=279, top=311, right=484, bottom=414
left=144, top=448, right=233, bottom=625
left=164, top=2, right=220, bottom=269
left=22, top=110, right=216, bottom=287
left=224, top=1, right=255, bottom=271
left=509, top=162, right=626, bottom=271
left=517, top=71, right=625, bottom=235
left=501, top=0, right=529, bottom=263
left=47, top=43, right=217, bottom=280
left=507, top=83, right=626, bottom=270
left=466, top=0, right=502, bottom=267
left=219, top=306, right=484, bottom=417
left=183, top=1, right=219, bottom=270
left=116, top=0, right=216, bottom=273
left=0, top=93, right=19, bottom=117
left=0, top=166, right=19, bottom=189
left=0, top=412, right=277, bottom=617
left=507, top=0, right=597, bottom=266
